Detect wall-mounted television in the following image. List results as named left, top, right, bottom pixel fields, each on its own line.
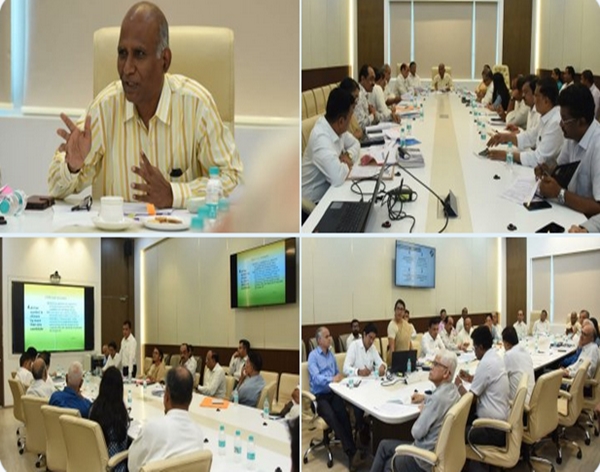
left=12, top=281, right=95, bottom=353
left=230, top=238, right=297, bottom=308
left=395, top=241, right=436, bottom=288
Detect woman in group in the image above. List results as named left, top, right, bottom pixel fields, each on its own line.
left=551, top=67, right=563, bottom=90
left=487, top=72, right=510, bottom=112
left=89, top=367, right=129, bottom=471
left=387, top=299, right=413, bottom=365
left=143, top=347, right=166, bottom=383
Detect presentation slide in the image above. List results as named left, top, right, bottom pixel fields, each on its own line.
left=23, top=284, right=86, bottom=351
left=396, top=243, right=436, bottom=288
left=236, top=241, right=286, bottom=307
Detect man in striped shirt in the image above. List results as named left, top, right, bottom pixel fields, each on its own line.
left=49, top=2, right=242, bottom=208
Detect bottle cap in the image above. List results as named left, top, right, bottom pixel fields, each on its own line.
left=249, top=435, right=254, bottom=441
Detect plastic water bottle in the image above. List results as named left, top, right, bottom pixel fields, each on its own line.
left=262, top=396, right=270, bottom=419
left=127, top=389, right=132, bottom=408
left=419, top=105, right=424, bottom=122
left=0, top=189, right=27, bottom=216
left=142, top=379, right=147, bottom=398
left=406, top=358, right=412, bottom=375
left=407, top=121, right=412, bottom=136
left=400, top=127, right=406, bottom=148
left=233, top=430, right=242, bottom=462
left=232, top=389, right=239, bottom=405
left=506, top=141, right=514, bottom=169
left=218, top=425, right=226, bottom=456
left=205, top=166, right=223, bottom=225
left=480, top=123, right=486, bottom=144
left=247, top=435, right=256, bottom=469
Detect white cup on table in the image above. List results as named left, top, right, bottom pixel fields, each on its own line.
left=99, top=196, right=124, bottom=222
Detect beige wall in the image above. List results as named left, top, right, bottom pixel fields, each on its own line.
left=141, top=238, right=299, bottom=350
left=0, top=1, right=10, bottom=106
left=302, top=237, right=500, bottom=325
left=22, top=0, right=299, bottom=119
left=302, top=0, right=350, bottom=70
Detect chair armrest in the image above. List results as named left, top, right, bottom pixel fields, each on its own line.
left=394, top=445, right=437, bottom=466
left=562, top=377, right=573, bottom=385
left=107, top=450, right=129, bottom=470
left=558, top=390, right=572, bottom=401
left=524, top=404, right=531, bottom=414
left=585, top=379, right=598, bottom=387
left=302, top=389, right=316, bottom=403
left=471, top=418, right=512, bottom=433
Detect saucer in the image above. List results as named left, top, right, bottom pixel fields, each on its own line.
left=92, top=216, right=135, bottom=231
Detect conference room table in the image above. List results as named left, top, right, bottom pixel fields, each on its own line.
left=303, top=91, right=584, bottom=233
left=329, top=337, right=577, bottom=451
left=70, top=376, right=293, bottom=472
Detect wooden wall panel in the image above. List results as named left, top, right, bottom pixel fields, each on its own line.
left=502, top=0, right=533, bottom=77
left=505, top=238, right=527, bottom=326
left=357, top=0, right=384, bottom=70
left=302, top=66, right=351, bottom=91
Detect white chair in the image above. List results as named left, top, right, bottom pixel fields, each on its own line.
left=21, top=395, right=49, bottom=468
left=273, top=373, right=300, bottom=414
left=256, top=380, right=277, bottom=410
left=8, top=378, right=26, bottom=453
left=41, top=405, right=81, bottom=472
left=140, top=450, right=212, bottom=472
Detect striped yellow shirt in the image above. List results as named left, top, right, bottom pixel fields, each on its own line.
left=48, top=74, right=243, bottom=208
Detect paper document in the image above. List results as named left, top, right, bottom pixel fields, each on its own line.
left=366, top=123, right=399, bottom=133
left=499, top=176, right=539, bottom=205
left=348, top=165, right=393, bottom=181
left=362, top=146, right=387, bottom=165
left=373, top=400, right=420, bottom=417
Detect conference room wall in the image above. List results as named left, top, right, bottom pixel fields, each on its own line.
left=16, top=0, right=298, bottom=120
left=0, top=2, right=10, bottom=107
left=139, top=237, right=299, bottom=352
left=302, top=237, right=500, bottom=325
left=1, top=238, right=102, bottom=407
left=537, top=0, right=600, bottom=74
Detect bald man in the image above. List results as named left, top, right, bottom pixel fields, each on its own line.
left=49, top=2, right=242, bottom=208
left=562, top=323, right=599, bottom=380
left=26, top=358, right=55, bottom=398
left=432, top=64, right=453, bottom=92
left=49, top=362, right=92, bottom=418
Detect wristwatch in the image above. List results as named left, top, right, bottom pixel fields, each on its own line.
left=558, top=188, right=566, bottom=205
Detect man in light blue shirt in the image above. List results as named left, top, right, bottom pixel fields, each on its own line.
left=232, top=350, right=265, bottom=407
left=49, top=361, right=92, bottom=418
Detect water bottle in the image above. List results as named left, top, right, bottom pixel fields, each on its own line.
left=205, top=166, right=223, bottom=225
left=400, top=127, right=406, bottom=148
left=506, top=141, right=514, bottom=169
left=419, top=105, right=424, bottom=122
left=233, top=430, right=242, bottom=462
left=247, top=435, right=256, bottom=469
left=480, top=123, right=486, bottom=144
left=142, top=379, right=147, bottom=398
left=407, top=121, right=412, bottom=136
left=406, top=358, right=412, bottom=375
left=218, top=425, right=226, bottom=456
left=0, top=189, right=27, bottom=216
left=262, top=396, right=270, bottom=419
left=127, top=389, right=132, bottom=408
left=233, top=389, right=239, bottom=405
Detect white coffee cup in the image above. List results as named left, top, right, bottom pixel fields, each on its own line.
left=99, top=196, right=124, bottom=222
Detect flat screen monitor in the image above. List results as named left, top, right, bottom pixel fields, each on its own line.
left=395, top=241, right=436, bottom=288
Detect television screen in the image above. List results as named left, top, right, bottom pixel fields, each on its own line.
left=395, top=241, right=436, bottom=288
left=12, top=281, right=95, bottom=353
left=230, top=239, right=297, bottom=308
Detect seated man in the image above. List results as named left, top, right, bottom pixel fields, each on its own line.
left=179, top=343, right=197, bottom=376
left=502, top=327, right=535, bottom=405
left=455, top=327, right=510, bottom=449
left=439, top=316, right=461, bottom=351
left=128, top=367, right=204, bottom=472
left=355, top=64, right=379, bottom=131
left=347, top=319, right=362, bottom=349
left=301, top=87, right=360, bottom=205
left=456, top=307, right=469, bottom=333
left=533, top=309, right=551, bottom=335
left=197, top=350, right=226, bottom=399
left=420, top=317, right=445, bottom=358
left=49, top=362, right=92, bottom=418
left=438, top=309, right=448, bottom=332
left=370, top=351, right=460, bottom=472
left=456, top=317, right=473, bottom=349
left=26, top=358, right=55, bottom=398
left=560, top=66, right=575, bottom=92
left=369, top=68, right=398, bottom=123
left=228, top=338, right=250, bottom=381
left=101, top=344, right=109, bottom=366
left=38, top=351, right=57, bottom=392
left=48, top=2, right=242, bottom=208
left=506, top=75, right=540, bottom=133
left=487, top=77, right=563, bottom=167
left=432, top=63, right=453, bottom=92
left=478, top=70, right=494, bottom=106
left=491, top=312, right=502, bottom=344
left=103, top=341, right=122, bottom=372
left=15, top=352, right=34, bottom=387
left=566, top=311, right=582, bottom=336
left=308, top=326, right=359, bottom=470
left=406, top=62, right=422, bottom=92
left=393, top=63, right=410, bottom=100
left=537, top=84, right=600, bottom=218
left=561, top=323, right=599, bottom=380
left=232, top=350, right=265, bottom=407
left=581, top=69, right=600, bottom=120
left=475, top=64, right=491, bottom=100
left=404, top=310, right=417, bottom=340
left=503, top=76, right=530, bottom=128
left=339, top=77, right=363, bottom=140
left=513, top=310, right=529, bottom=340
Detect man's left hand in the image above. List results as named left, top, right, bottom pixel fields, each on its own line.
left=131, top=153, right=174, bottom=208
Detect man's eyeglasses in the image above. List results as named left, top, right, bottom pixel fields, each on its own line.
left=432, top=360, right=449, bottom=370
left=560, top=117, right=577, bottom=127
left=71, top=195, right=92, bottom=212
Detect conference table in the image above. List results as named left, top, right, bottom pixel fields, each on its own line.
left=66, top=376, right=293, bottom=471
left=303, top=91, right=584, bottom=233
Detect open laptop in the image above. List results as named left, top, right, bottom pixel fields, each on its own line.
left=391, top=350, right=418, bottom=375
left=313, top=151, right=390, bottom=233
left=551, top=161, right=580, bottom=189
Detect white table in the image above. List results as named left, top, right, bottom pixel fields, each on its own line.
left=303, top=92, right=583, bottom=233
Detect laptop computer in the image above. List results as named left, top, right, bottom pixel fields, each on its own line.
left=551, top=161, right=580, bottom=189
left=313, top=151, right=390, bottom=233
left=391, top=350, right=418, bottom=375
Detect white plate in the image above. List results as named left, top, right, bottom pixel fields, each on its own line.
left=143, top=217, right=190, bottom=231
left=92, top=216, right=135, bottom=231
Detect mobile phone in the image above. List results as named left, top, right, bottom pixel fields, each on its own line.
left=536, top=222, right=565, bottom=233
left=523, top=200, right=552, bottom=211
left=478, top=149, right=489, bottom=157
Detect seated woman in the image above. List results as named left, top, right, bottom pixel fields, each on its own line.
left=487, top=72, right=510, bottom=113
left=144, top=347, right=166, bottom=383
left=89, top=367, right=129, bottom=472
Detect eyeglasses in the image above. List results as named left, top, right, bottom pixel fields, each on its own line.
left=560, top=118, right=577, bottom=127
left=71, top=195, right=93, bottom=212
left=432, top=360, right=449, bottom=370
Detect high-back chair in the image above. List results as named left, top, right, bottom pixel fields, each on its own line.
left=22, top=395, right=49, bottom=467
left=41, top=405, right=81, bottom=472
left=522, top=369, right=563, bottom=472
left=273, top=373, right=300, bottom=414
left=60, top=415, right=129, bottom=472
left=338, top=333, right=351, bottom=353
left=301, top=340, right=307, bottom=362
left=225, top=375, right=236, bottom=400
left=466, top=374, right=528, bottom=469
left=140, top=450, right=213, bottom=472
left=393, top=392, right=473, bottom=472
left=582, top=360, right=600, bottom=436
left=380, top=337, right=389, bottom=360
left=143, top=357, right=152, bottom=375
left=256, top=380, right=277, bottom=410
left=169, top=354, right=181, bottom=368
left=492, top=64, right=511, bottom=88
left=334, top=353, right=346, bottom=375
left=8, top=378, right=27, bottom=452
left=261, top=370, right=280, bottom=393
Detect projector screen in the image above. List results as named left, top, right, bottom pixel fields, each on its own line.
left=12, top=281, right=95, bottom=353
left=230, top=239, right=297, bottom=308
left=395, top=241, right=436, bottom=288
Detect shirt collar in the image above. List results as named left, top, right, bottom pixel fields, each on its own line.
left=541, top=105, right=560, bottom=124
left=578, top=120, right=600, bottom=151
left=322, top=117, right=342, bottom=144
left=125, top=75, right=172, bottom=125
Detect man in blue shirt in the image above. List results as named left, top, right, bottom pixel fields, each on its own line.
left=49, top=361, right=92, bottom=418
left=233, top=350, right=266, bottom=407
left=308, top=327, right=359, bottom=470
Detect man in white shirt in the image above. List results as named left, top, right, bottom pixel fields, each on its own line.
left=382, top=64, right=395, bottom=103
left=502, top=327, right=535, bottom=405
left=407, top=61, right=422, bottom=92
left=566, top=311, right=582, bottom=336
left=533, top=309, right=551, bottom=336
left=513, top=310, right=529, bottom=340
left=479, top=70, right=494, bottom=106
left=491, top=312, right=502, bottom=344
left=562, top=323, right=599, bottom=380
left=456, top=317, right=473, bottom=349
left=179, top=343, right=197, bottom=376
left=16, top=353, right=34, bottom=387
left=439, top=317, right=460, bottom=351
left=456, top=307, right=469, bottom=333
left=229, top=339, right=250, bottom=381
left=103, top=341, right=122, bottom=372
left=506, top=76, right=541, bottom=134
left=487, top=77, right=563, bottom=167
left=581, top=70, right=600, bottom=120
left=346, top=319, right=362, bottom=349
left=560, top=66, right=575, bottom=93
left=432, top=63, right=453, bottom=92
left=504, top=76, right=530, bottom=129
left=38, top=351, right=56, bottom=392
left=538, top=84, right=600, bottom=218
left=369, top=68, right=398, bottom=123
left=355, top=64, right=378, bottom=132
left=120, top=320, right=137, bottom=378
left=197, top=350, right=226, bottom=399
left=301, top=88, right=360, bottom=205
left=394, top=63, right=410, bottom=99
left=128, top=367, right=204, bottom=472
left=26, top=358, right=55, bottom=398
left=456, top=326, right=510, bottom=448
left=420, top=318, right=445, bottom=358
